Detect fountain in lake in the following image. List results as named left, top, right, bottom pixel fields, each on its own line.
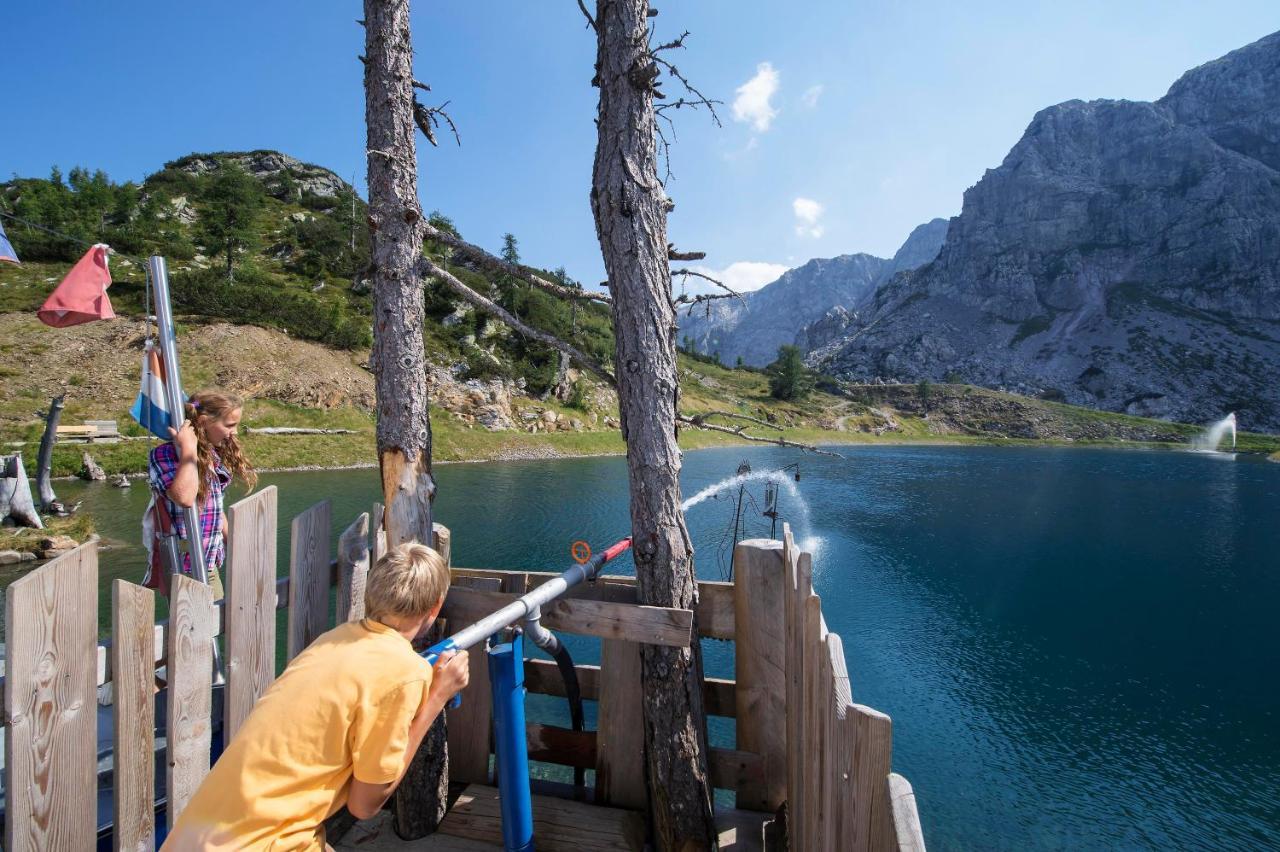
left=1192, top=412, right=1237, bottom=452
left=681, top=467, right=822, bottom=563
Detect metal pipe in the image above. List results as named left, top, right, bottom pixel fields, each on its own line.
left=489, top=632, right=534, bottom=852
left=425, top=536, right=632, bottom=661
left=150, top=256, right=223, bottom=678
left=524, top=604, right=585, bottom=788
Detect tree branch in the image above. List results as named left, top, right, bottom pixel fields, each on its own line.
left=417, top=257, right=617, bottom=388
left=423, top=222, right=611, bottom=304
left=576, top=0, right=597, bottom=31
left=676, top=414, right=843, bottom=457
left=668, top=244, right=706, bottom=261
left=413, top=99, right=461, bottom=147
left=684, top=410, right=781, bottom=431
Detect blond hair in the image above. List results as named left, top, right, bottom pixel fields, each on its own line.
left=185, top=389, right=257, bottom=506
left=365, top=542, right=450, bottom=621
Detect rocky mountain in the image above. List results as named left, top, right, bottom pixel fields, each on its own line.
left=680, top=218, right=947, bottom=367
left=815, top=31, right=1280, bottom=431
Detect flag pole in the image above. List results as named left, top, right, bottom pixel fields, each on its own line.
left=149, top=255, right=224, bottom=673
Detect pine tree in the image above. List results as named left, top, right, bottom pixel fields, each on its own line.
left=767, top=345, right=816, bottom=400
left=197, top=161, right=264, bottom=281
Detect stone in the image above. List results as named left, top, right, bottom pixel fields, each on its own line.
left=541, top=410, right=559, bottom=425
left=569, top=418, right=584, bottom=432
left=0, top=550, right=22, bottom=565
left=112, top=474, right=131, bottom=488
left=39, top=535, right=78, bottom=552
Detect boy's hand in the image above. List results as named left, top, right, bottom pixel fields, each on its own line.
left=429, top=650, right=470, bottom=701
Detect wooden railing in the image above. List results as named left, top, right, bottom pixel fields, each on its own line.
left=1, top=489, right=926, bottom=851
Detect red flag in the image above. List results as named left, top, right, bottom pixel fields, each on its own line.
left=37, top=244, right=116, bottom=328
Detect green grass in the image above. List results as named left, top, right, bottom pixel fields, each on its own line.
left=0, top=513, right=96, bottom=555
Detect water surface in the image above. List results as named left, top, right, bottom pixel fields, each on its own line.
left=13, top=445, right=1279, bottom=849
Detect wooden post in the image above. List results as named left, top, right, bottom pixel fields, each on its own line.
left=850, top=703, right=893, bottom=852
left=4, top=543, right=97, bottom=851
left=432, top=521, right=451, bottom=564
left=225, top=486, right=278, bottom=737
left=446, top=575, right=501, bottom=784
left=166, top=574, right=217, bottom=830
left=823, top=634, right=854, bottom=851
left=887, top=773, right=926, bottom=852
left=337, top=512, right=371, bottom=622
left=113, top=580, right=157, bottom=852
left=35, top=393, right=65, bottom=513
left=802, top=592, right=826, bottom=848
left=733, top=539, right=788, bottom=812
left=288, top=500, right=331, bottom=661
left=596, top=639, right=647, bottom=810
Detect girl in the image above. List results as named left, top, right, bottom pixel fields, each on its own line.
left=145, top=390, right=257, bottom=599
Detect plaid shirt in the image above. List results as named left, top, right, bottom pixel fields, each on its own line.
left=148, top=442, right=231, bottom=573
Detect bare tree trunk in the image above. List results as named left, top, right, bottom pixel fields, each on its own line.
left=590, top=1, right=716, bottom=847
left=36, top=394, right=64, bottom=513
left=1, top=453, right=43, bottom=529
left=363, top=0, right=447, bottom=836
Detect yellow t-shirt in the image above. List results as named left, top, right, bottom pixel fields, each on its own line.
left=163, top=619, right=433, bottom=851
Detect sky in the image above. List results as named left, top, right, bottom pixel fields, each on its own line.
left=3, top=2, right=1277, bottom=295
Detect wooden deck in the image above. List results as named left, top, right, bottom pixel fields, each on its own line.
left=332, top=784, right=769, bottom=851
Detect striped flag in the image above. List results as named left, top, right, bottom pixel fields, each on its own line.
left=130, top=341, right=178, bottom=439
left=0, top=219, right=19, bottom=264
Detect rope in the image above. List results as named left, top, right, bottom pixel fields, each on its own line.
left=0, top=209, right=151, bottom=267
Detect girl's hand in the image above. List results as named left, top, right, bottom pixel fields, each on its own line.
left=168, top=421, right=198, bottom=462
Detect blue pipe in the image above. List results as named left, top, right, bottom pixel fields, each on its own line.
left=489, top=632, right=534, bottom=852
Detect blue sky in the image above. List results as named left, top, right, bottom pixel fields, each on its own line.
left=4, top=2, right=1277, bottom=293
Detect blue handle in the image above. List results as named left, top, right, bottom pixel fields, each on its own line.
left=424, top=639, right=463, bottom=709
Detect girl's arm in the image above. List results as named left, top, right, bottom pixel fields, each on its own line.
left=165, top=422, right=200, bottom=508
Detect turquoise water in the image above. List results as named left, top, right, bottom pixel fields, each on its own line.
left=17, top=445, right=1280, bottom=849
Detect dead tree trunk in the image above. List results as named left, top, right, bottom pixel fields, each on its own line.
left=1, top=453, right=43, bottom=529
left=35, top=394, right=64, bottom=513
left=363, top=0, right=447, bottom=836
left=590, top=1, right=716, bottom=847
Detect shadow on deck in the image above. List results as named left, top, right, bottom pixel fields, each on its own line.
left=333, top=784, right=768, bottom=851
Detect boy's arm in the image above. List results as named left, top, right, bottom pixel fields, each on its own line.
left=347, top=651, right=469, bottom=820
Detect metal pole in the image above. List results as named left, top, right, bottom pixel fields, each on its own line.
left=489, top=632, right=534, bottom=852
left=149, top=256, right=223, bottom=676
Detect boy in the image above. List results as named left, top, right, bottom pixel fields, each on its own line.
left=163, top=542, right=469, bottom=850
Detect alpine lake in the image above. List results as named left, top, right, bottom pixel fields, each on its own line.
left=8, top=444, right=1278, bottom=850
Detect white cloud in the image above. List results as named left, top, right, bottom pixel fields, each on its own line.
left=801, top=84, right=824, bottom=108
left=792, top=197, right=825, bottom=239
left=732, top=62, right=780, bottom=132
left=680, top=261, right=790, bottom=296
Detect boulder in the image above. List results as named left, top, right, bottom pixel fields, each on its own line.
left=0, top=550, right=22, bottom=566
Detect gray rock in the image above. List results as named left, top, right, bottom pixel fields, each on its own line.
left=0, top=550, right=22, bottom=566
left=680, top=219, right=947, bottom=367
left=817, top=31, right=1280, bottom=431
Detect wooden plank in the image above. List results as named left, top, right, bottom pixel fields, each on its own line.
left=288, top=499, right=331, bottom=660
left=225, top=485, right=278, bottom=738
left=371, top=502, right=386, bottom=566
left=337, top=512, right=371, bottom=622
left=826, top=634, right=857, bottom=852
left=461, top=568, right=736, bottom=639
left=525, top=658, right=601, bottom=700
left=596, top=639, right=646, bottom=809
left=441, top=586, right=693, bottom=647
left=802, top=592, right=826, bottom=849
left=850, top=703, right=893, bottom=852
left=447, top=576, right=501, bottom=784
left=783, top=527, right=803, bottom=851
left=733, top=539, right=788, bottom=812
left=527, top=723, right=597, bottom=769
left=4, top=544, right=98, bottom=852
left=438, top=783, right=646, bottom=851
left=887, top=773, right=927, bottom=852
left=433, top=522, right=452, bottom=564
left=166, top=574, right=217, bottom=829
left=696, top=580, right=736, bottom=640
left=112, top=580, right=156, bottom=852
left=709, top=748, right=767, bottom=792
left=703, top=676, right=737, bottom=718
left=715, top=805, right=769, bottom=852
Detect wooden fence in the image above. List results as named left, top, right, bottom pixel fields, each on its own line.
left=1, top=486, right=926, bottom=851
